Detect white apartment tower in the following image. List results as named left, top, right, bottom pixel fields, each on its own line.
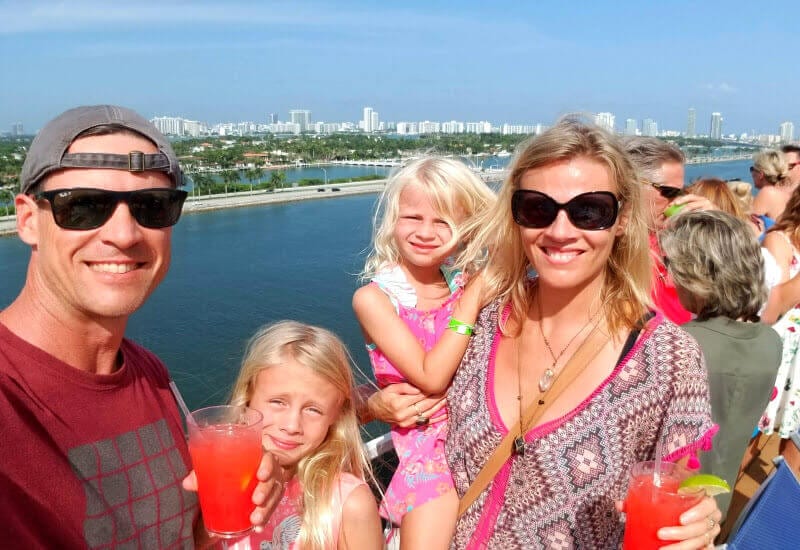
left=710, top=112, right=723, bottom=140
left=594, top=112, right=615, bottom=133
left=624, top=119, right=638, bottom=136
left=687, top=108, right=696, bottom=138
left=642, top=119, right=658, bottom=137
left=780, top=121, right=795, bottom=143
left=289, top=110, right=311, bottom=132
left=362, top=107, right=379, bottom=133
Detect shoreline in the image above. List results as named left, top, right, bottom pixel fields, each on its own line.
left=0, top=180, right=388, bottom=237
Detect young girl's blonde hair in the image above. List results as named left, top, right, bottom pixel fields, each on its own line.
left=229, top=321, right=373, bottom=550
left=361, top=156, right=496, bottom=280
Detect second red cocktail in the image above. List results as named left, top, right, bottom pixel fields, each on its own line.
left=623, top=461, right=704, bottom=549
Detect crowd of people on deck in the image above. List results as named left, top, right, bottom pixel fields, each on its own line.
left=1, top=104, right=798, bottom=549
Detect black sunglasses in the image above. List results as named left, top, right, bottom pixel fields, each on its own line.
left=511, top=190, right=621, bottom=230
left=644, top=180, right=685, bottom=200
left=33, top=187, right=188, bottom=230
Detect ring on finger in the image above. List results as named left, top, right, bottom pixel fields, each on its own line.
left=415, top=414, right=429, bottom=427
left=707, top=516, right=716, bottom=530
left=412, top=401, right=423, bottom=416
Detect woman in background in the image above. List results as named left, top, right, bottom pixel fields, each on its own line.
left=760, top=185, right=800, bottom=450
left=659, top=210, right=781, bottom=522
left=685, top=177, right=780, bottom=290
left=751, top=149, right=794, bottom=223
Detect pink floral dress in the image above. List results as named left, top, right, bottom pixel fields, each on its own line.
left=366, top=264, right=463, bottom=525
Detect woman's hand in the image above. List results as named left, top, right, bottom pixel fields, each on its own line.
left=657, top=495, right=722, bottom=549
left=366, top=382, right=447, bottom=428
left=670, top=193, right=718, bottom=215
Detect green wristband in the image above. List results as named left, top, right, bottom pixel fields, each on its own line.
left=448, top=318, right=474, bottom=336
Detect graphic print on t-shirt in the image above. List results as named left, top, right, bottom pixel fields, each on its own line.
left=68, top=418, right=198, bottom=548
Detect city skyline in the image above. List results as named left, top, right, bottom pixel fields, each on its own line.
left=3, top=1, right=799, bottom=134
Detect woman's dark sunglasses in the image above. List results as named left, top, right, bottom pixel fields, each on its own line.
left=32, top=187, right=188, bottom=230
left=645, top=180, right=684, bottom=200
left=511, top=190, right=621, bottom=230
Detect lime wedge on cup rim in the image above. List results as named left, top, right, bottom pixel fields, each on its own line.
left=678, top=474, right=731, bottom=496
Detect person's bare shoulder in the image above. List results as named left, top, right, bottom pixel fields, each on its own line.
left=339, top=483, right=383, bottom=550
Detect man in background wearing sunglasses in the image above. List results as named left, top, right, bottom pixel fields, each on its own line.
left=622, top=136, right=717, bottom=325
left=0, top=105, right=280, bottom=546
left=782, top=143, right=800, bottom=185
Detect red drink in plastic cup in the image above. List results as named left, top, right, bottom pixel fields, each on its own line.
left=623, top=461, right=703, bottom=549
left=188, top=406, right=263, bottom=538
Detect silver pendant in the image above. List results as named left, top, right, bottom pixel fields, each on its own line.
left=538, top=368, right=554, bottom=392
left=513, top=436, right=526, bottom=455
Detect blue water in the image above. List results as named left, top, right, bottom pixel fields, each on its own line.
left=0, top=159, right=755, bottom=417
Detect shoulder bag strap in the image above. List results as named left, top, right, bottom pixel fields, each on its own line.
left=457, top=326, right=610, bottom=517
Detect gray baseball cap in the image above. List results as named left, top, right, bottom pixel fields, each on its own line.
left=19, top=105, right=183, bottom=194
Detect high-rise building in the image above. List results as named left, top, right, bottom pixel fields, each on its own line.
left=362, top=107, right=380, bottom=133
left=780, top=121, right=795, bottom=143
left=289, top=109, right=311, bottom=132
left=371, top=111, right=379, bottom=133
left=624, top=118, right=638, bottom=136
left=11, top=122, right=23, bottom=136
left=710, top=112, right=723, bottom=139
left=268, top=113, right=277, bottom=124
left=687, top=108, right=696, bottom=138
left=642, top=118, right=658, bottom=137
left=594, top=112, right=615, bottom=133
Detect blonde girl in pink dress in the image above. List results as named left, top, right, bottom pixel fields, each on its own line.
left=225, top=321, right=383, bottom=550
left=353, top=157, right=495, bottom=549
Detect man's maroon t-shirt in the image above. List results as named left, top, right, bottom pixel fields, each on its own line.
left=0, top=322, right=199, bottom=548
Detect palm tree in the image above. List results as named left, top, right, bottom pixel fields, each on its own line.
left=190, top=172, right=214, bottom=198
left=0, top=187, right=14, bottom=216
left=246, top=167, right=263, bottom=192
left=221, top=170, right=239, bottom=196
left=270, top=170, right=287, bottom=190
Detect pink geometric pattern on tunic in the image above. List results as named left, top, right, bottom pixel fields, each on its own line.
left=446, top=299, right=716, bottom=549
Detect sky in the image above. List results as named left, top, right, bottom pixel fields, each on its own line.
left=1, top=1, right=797, bottom=135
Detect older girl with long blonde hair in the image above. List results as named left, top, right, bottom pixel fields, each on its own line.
left=228, top=320, right=382, bottom=550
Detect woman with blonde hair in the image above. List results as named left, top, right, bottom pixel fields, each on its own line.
left=726, top=179, right=754, bottom=212
left=440, top=118, right=720, bottom=548
left=227, top=321, right=383, bottom=550
left=752, top=148, right=795, bottom=222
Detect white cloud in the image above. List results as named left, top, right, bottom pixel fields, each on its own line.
left=701, top=82, right=738, bottom=94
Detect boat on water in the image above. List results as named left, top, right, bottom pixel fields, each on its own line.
left=496, top=150, right=512, bottom=157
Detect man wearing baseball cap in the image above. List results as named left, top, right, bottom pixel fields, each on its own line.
left=0, top=105, right=280, bottom=546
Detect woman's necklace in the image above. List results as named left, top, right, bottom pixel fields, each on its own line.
left=536, top=293, right=602, bottom=392
left=513, top=293, right=603, bottom=455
